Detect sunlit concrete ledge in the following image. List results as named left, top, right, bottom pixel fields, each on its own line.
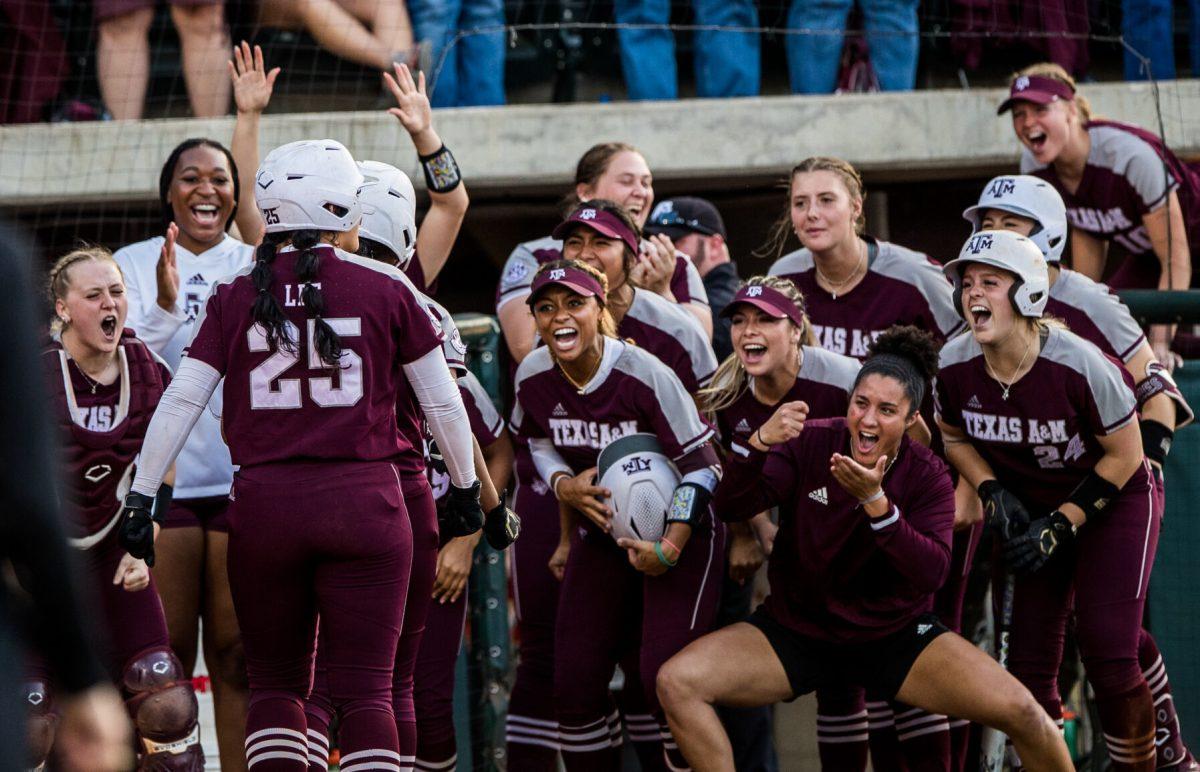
left=2, top=80, right=1196, bottom=207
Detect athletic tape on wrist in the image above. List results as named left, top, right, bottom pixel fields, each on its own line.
left=420, top=145, right=462, bottom=193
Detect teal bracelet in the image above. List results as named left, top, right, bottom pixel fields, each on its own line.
left=654, top=541, right=678, bottom=568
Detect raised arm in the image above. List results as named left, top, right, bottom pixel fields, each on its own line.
left=384, top=63, right=469, bottom=285
left=228, top=41, right=278, bottom=247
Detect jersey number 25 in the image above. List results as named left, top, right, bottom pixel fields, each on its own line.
left=247, top=319, right=363, bottom=409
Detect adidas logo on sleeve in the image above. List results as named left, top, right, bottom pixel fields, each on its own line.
left=807, top=486, right=829, bottom=505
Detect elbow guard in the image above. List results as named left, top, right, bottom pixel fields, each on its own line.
left=667, top=482, right=713, bottom=530
left=1140, top=419, right=1174, bottom=465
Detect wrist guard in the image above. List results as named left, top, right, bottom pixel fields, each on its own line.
left=667, top=482, right=712, bottom=529
left=1066, top=472, right=1120, bottom=523
left=118, top=492, right=158, bottom=566
left=153, top=483, right=173, bottom=524
left=419, top=144, right=462, bottom=194
left=1140, top=419, right=1174, bottom=465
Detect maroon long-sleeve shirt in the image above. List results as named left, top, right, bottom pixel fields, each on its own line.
left=716, top=417, right=954, bottom=643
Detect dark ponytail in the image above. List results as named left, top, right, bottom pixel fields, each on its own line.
left=292, top=230, right=343, bottom=367
left=855, top=325, right=941, bottom=416
left=249, top=230, right=343, bottom=368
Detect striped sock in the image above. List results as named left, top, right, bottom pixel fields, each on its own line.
left=894, top=704, right=951, bottom=771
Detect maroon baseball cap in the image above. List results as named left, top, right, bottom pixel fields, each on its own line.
left=997, top=74, right=1076, bottom=115
left=527, top=264, right=607, bottom=306
left=720, top=284, right=805, bottom=328
left=552, top=206, right=640, bottom=255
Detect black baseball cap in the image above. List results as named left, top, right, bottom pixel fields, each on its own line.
left=643, top=197, right=726, bottom=240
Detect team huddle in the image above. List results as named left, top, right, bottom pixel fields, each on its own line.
left=27, top=42, right=1200, bottom=772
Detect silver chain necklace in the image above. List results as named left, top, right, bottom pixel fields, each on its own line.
left=986, top=335, right=1035, bottom=400
left=815, top=239, right=866, bottom=300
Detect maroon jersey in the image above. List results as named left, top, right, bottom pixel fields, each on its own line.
left=427, top=372, right=504, bottom=505
left=1022, top=120, right=1200, bottom=289
left=494, top=235, right=705, bottom=312
left=715, top=345, right=860, bottom=457
left=511, top=338, right=714, bottom=476
left=619, top=287, right=717, bottom=392
left=935, top=326, right=1150, bottom=512
left=715, top=418, right=955, bottom=643
left=185, top=245, right=443, bottom=467
left=768, top=239, right=963, bottom=360
left=1046, top=268, right=1145, bottom=362
left=43, top=331, right=171, bottom=541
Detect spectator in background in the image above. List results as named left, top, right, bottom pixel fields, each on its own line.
left=785, top=0, right=919, bottom=94
left=96, top=0, right=230, bottom=119
left=255, top=0, right=418, bottom=75
left=614, top=0, right=760, bottom=100
left=645, top=197, right=740, bottom=360
left=410, top=0, right=506, bottom=107
left=1122, top=0, right=1199, bottom=80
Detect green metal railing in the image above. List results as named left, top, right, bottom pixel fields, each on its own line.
left=454, top=314, right=511, bottom=772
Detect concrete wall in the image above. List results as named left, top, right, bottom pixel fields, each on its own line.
left=3, top=80, right=1197, bottom=207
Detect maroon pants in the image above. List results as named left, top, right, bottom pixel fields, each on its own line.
left=227, top=461, right=412, bottom=771
left=554, top=516, right=725, bottom=771
left=1000, top=471, right=1158, bottom=770
left=412, top=564, right=468, bottom=769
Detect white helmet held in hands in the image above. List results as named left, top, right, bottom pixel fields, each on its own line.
left=962, top=175, right=1068, bottom=263
left=255, top=139, right=363, bottom=234
left=943, top=230, right=1050, bottom=318
left=597, top=433, right=680, bottom=543
left=358, top=160, right=418, bottom=268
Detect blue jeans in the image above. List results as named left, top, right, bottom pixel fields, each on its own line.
left=785, top=0, right=919, bottom=94
left=613, top=0, right=760, bottom=100
left=1122, top=0, right=1200, bottom=80
left=410, top=0, right=506, bottom=107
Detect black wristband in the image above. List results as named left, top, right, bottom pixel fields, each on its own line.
left=152, top=483, right=173, bottom=524
left=419, top=144, right=462, bottom=194
left=1066, top=472, right=1121, bottom=522
left=1140, top=419, right=1174, bottom=465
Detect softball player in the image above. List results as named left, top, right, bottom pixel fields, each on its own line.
left=37, top=246, right=203, bottom=770
left=111, top=135, right=252, bottom=771
left=964, top=174, right=1197, bottom=769
left=1001, top=62, right=1200, bottom=366
left=512, top=261, right=724, bottom=771
left=118, top=139, right=481, bottom=771
left=659, top=326, right=1073, bottom=772
left=937, top=230, right=1159, bottom=771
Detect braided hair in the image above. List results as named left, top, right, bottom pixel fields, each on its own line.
left=46, top=246, right=123, bottom=333
left=250, top=230, right=343, bottom=367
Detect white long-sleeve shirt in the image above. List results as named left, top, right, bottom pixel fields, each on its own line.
left=114, top=234, right=253, bottom=498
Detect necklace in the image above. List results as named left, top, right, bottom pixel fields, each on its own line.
left=986, top=334, right=1035, bottom=400
left=557, top=343, right=604, bottom=394
left=73, top=360, right=103, bottom=394
left=815, top=239, right=866, bottom=300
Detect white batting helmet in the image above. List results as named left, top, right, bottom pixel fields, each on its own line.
left=255, top=139, right=363, bottom=234
left=963, top=175, right=1068, bottom=263
left=597, top=433, right=680, bottom=543
left=358, top=160, right=418, bottom=268
left=943, top=230, right=1050, bottom=318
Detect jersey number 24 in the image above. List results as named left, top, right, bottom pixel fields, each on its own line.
left=247, top=319, right=363, bottom=408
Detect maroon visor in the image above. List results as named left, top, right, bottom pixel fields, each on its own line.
left=997, top=74, right=1076, bottom=115
left=527, top=264, right=607, bottom=306
left=720, top=284, right=805, bottom=328
left=552, top=206, right=640, bottom=255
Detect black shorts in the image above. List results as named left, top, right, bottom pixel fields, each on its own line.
left=746, top=608, right=950, bottom=701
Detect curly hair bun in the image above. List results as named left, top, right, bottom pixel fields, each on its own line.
left=866, top=325, right=940, bottom=381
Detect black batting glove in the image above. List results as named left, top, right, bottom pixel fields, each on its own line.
left=1004, top=511, right=1074, bottom=574
left=978, top=480, right=1032, bottom=542
left=484, top=503, right=521, bottom=550
left=443, top=480, right=484, bottom=537
left=118, top=492, right=157, bottom=567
